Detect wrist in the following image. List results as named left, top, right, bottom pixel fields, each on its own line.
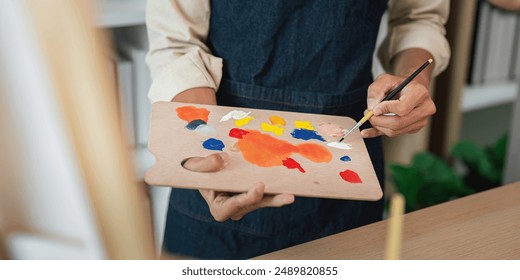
left=391, top=48, right=433, bottom=88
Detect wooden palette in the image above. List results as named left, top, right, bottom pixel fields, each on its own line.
left=145, top=102, right=382, bottom=201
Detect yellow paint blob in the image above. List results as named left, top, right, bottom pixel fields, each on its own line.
left=235, top=116, right=254, bottom=127
left=269, top=115, right=286, bottom=126
left=294, top=120, right=315, bottom=130
left=261, top=122, right=284, bottom=135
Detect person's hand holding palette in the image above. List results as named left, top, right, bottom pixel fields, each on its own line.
left=145, top=102, right=382, bottom=201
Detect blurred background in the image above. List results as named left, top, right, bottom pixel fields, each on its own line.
left=0, top=0, right=519, bottom=259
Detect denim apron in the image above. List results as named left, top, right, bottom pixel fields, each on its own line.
left=163, top=0, right=388, bottom=259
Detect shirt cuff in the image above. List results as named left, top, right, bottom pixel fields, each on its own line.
left=378, top=22, right=451, bottom=77
left=148, top=49, right=223, bottom=103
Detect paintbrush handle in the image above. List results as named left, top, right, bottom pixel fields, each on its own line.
left=382, top=58, right=433, bottom=102
left=338, top=59, right=432, bottom=143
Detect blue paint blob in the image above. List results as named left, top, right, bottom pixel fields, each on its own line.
left=202, top=138, right=225, bottom=151
left=290, top=128, right=325, bottom=142
left=185, top=119, right=207, bottom=130
left=340, top=155, right=351, bottom=162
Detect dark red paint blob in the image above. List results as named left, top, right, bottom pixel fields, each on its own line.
left=229, top=128, right=249, bottom=139
left=282, top=157, right=305, bottom=173
left=339, top=169, right=362, bottom=183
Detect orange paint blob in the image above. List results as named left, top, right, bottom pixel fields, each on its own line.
left=176, top=106, right=210, bottom=123
left=234, top=129, right=332, bottom=167
left=269, top=115, right=286, bottom=126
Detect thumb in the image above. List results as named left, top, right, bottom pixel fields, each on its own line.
left=182, top=152, right=231, bottom=172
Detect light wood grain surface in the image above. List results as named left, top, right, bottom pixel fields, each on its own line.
left=255, top=182, right=520, bottom=260
left=146, top=102, right=382, bottom=201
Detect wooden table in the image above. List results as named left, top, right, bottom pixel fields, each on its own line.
left=255, top=182, right=520, bottom=259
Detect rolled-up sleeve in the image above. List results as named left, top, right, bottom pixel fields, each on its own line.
left=145, top=0, right=222, bottom=103
left=378, top=0, right=451, bottom=77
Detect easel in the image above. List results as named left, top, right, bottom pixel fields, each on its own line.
left=0, top=0, right=154, bottom=259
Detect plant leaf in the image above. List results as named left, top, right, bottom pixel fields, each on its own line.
left=389, top=165, right=424, bottom=211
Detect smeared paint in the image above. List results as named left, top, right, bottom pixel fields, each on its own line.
left=235, top=116, right=254, bottom=127
left=294, top=120, right=315, bottom=130
left=202, top=138, right=225, bottom=151
left=220, top=110, right=250, bottom=122
left=339, top=169, right=362, bottom=183
left=185, top=119, right=207, bottom=130
left=282, top=157, right=305, bottom=173
left=176, top=106, right=210, bottom=123
left=230, top=142, right=240, bottom=152
left=194, top=124, right=217, bottom=137
left=318, top=122, right=345, bottom=140
left=261, top=122, right=284, bottom=135
left=291, top=128, right=325, bottom=142
left=235, top=130, right=332, bottom=167
left=340, top=155, right=351, bottom=162
left=269, top=116, right=286, bottom=126
left=327, top=142, right=352, bottom=150
left=229, top=128, right=249, bottom=139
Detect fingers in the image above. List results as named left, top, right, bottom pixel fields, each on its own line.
left=360, top=128, right=382, bottom=138
left=367, top=74, right=403, bottom=105
left=365, top=75, right=436, bottom=138
left=372, top=82, right=430, bottom=116
left=199, top=182, right=295, bottom=222
left=182, top=152, right=230, bottom=172
left=230, top=192, right=295, bottom=221
left=362, top=117, right=429, bottom=138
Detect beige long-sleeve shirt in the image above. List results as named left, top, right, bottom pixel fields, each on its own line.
left=146, top=0, right=451, bottom=103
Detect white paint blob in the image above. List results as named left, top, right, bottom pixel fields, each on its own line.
left=194, top=124, right=217, bottom=137
left=220, top=110, right=251, bottom=122
left=326, top=142, right=353, bottom=150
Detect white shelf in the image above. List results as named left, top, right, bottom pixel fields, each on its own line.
left=95, top=0, right=147, bottom=28
left=461, top=82, right=518, bottom=112
left=134, top=145, right=155, bottom=180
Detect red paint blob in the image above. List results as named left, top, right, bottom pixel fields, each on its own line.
left=339, top=169, right=362, bottom=183
left=282, top=157, right=305, bottom=173
left=229, top=128, right=249, bottom=139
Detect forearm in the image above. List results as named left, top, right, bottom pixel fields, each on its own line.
left=171, top=87, right=216, bottom=105
left=380, top=0, right=450, bottom=78
left=390, top=48, right=434, bottom=88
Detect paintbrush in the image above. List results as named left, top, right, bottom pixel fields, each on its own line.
left=338, top=58, right=433, bottom=142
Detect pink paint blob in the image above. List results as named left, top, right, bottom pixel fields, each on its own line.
left=339, top=169, right=362, bottom=183
left=318, top=122, right=345, bottom=139
left=282, top=157, right=305, bottom=173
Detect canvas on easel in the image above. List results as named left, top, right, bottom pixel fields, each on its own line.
left=145, top=102, right=382, bottom=201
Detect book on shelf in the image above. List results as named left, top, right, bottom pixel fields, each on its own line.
left=483, top=5, right=517, bottom=84
left=514, top=19, right=520, bottom=80
left=116, top=52, right=135, bottom=147
left=469, top=1, right=519, bottom=85
left=115, top=26, right=151, bottom=148
left=469, top=0, right=491, bottom=84
left=102, top=45, right=136, bottom=147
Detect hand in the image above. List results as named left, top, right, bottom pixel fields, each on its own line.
left=361, top=73, right=436, bottom=138
left=361, top=49, right=436, bottom=138
left=182, top=153, right=295, bottom=222
left=174, top=88, right=295, bottom=222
